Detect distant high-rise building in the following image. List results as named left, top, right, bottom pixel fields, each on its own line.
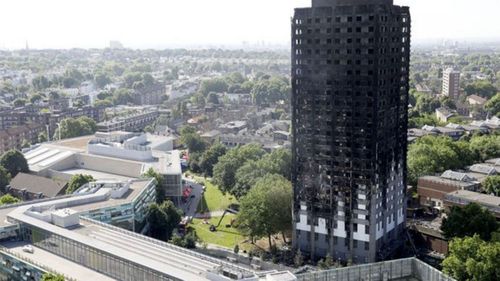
left=291, top=0, right=411, bottom=263
left=442, top=68, right=460, bottom=100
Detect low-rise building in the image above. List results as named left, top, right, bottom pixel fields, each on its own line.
left=0, top=124, right=45, bottom=154
left=444, top=190, right=500, bottom=219
left=8, top=173, right=68, bottom=201
left=417, top=170, right=480, bottom=213
left=218, top=121, right=247, bottom=134
left=422, top=125, right=464, bottom=140
left=97, top=109, right=159, bottom=132
left=467, top=95, right=487, bottom=106
left=132, top=84, right=166, bottom=105
left=435, top=107, right=456, bottom=123
left=24, top=132, right=183, bottom=200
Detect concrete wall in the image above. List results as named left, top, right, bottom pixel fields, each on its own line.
left=77, top=154, right=143, bottom=178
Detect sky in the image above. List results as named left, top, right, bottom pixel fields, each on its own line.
left=0, top=0, right=499, bottom=49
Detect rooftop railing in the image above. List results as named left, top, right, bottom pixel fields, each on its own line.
left=296, top=257, right=455, bottom=281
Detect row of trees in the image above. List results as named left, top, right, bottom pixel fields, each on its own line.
left=190, top=72, right=290, bottom=108
left=407, top=134, right=500, bottom=186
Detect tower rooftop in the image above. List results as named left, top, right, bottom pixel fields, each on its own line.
left=312, top=0, right=393, bottom=7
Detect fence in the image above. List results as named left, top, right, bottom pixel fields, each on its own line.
left=296, top=257, right=456, bottom=281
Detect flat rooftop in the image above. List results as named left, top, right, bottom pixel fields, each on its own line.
left=446, top=190, right=500, bottom=207
left=1, top=241, right=115, bottom=281
left=60, top=168, right=135, bottom=181
left=70, top=180, right=149, bottom=212
left=55, top=135, right=95, bottom=150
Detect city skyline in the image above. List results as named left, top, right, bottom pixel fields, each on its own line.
left=0, top=0, right=498, bottom=50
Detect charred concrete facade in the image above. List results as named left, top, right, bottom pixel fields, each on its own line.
left=291, top=0, right=410, bottom=263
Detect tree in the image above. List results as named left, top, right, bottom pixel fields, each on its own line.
left=41, top=273, right=65, bottom=281
left=13, top=98, right=26, bottom=107
left=94, top=73, right=111, bottom=88
left=179, top=126, right=207, bottom=154
left=0, top=166, right=11, bottom=194
left=206, top=92, right=220, bottom=104
left=112, top=88, right=133, bottom=105
left=142, top=168, right=165, bottom=203
left=485, top=93, right=500, bottom=117
left=469, top=134, right=500, bottom=162
left=199, top=143, right=227, bottom=177
left=32, top=75, right=51, bottom=91
left=198, top=78, right=228, bottom=96
left=441, top=203, right=499, bottom=241
left=147, top=200, right=182, bottom=241
left=171, top=231, right=198, bottom=249
left=483, top=176, right=500, bottom=196
left=0, top=150, right=29, bottom=177
left=38, top=131, right=48, bottom=143
left=464, top=80, right=497, bottom=99
left=407, top=136, right=472, bottom=186
left=213, top=144, right=265, bottom=194
left=251, top=76, right=291, bottom=106
left=94, top=99, right=113, bottom=107
left=54, top=117, right=97, bottom=140
left=442, top=235, right=500, bottom=281
left=66, top=174, right=94, bottom=194
left=294, top=250, right=304, bottom=267
left=29, top=94, right=43, bottom=104
left=237, top=174, right=292, bottom=249
left=0, top=194, right=20, bottom=205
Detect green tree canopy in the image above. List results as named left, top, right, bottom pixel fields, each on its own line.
left=469, top=134, right=500, bottom=162
left=198, top=78, right=228, bottom=96
left=0, top=194, right=20, bottom=205
left=13, top=98, right=27, bottom=107
left=441, top=203, right=499, bottom=241
left=0, top=150, right=29, bottom=177
left=484, top=93, right=500, bottom=117
left=199, top=143, right=227, bottom=177
left=483, top=176, right=500, bottom=196
left=442, top=235, right=500, bottom=281
left=141, top=168, right=165, bottom=203
left=179, top=126, right=207, bottom=154
left=0, top=166, right=11, bottom=194
left=213, top=144, right=266, bottom=195
left=66, top=174, right=94, bottom=194
left=112, top=88, right=133, bottom=105
left=94, top=72, right=111, bottom=88
left=54, top=117, right=97, bottom=140
left=251, top=76, right=290, bottom=106
left=232, top=148, right=292, bottom=198
left=464, top=80, right=497, bottom=99
left=41, top=273, right=65, bottom=281
left=407, top=136, right=472, bottom=186
left=237, top=174, right=292, bottom=248
left=29, top=94, right=43, bottom=104
left=147, top=200, right=182, bottom=241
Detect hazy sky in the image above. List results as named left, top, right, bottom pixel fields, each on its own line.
left=0, top=0, right=499, bottom=49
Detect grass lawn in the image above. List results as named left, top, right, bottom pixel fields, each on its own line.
left=191, top=214, right=250, bottom=250
left=196, top=180, right=238, bottom=213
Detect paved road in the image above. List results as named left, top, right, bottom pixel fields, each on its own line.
left=180, top=177, right=204, bottom=218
